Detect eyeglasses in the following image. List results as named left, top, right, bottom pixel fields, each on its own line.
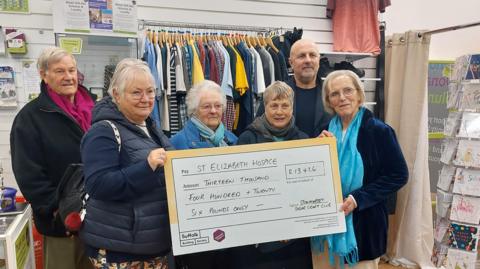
left=328, top=88, right=356, bottom=101
left=127, top=89, right=156, bottom=100
left=199, top=103, right=223, bottom=111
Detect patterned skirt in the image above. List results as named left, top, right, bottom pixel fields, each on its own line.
left=89, top=249, right=169, bottom=269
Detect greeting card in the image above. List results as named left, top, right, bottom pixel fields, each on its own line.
left=457, top=112, right=480, bottom=139
left=444, top=111, right=461, bottom=137
left=441, top=139, right=458, bottom=165
left=447, top=82, right=462, bottom=110
left=453, top=168, right=480, bottom=197
left=431, top=241, right=449, bottom=267
left=450, top=195, right=480, bottom=224
left=464, top=54, right=480, bottom=80
left=447, top=248, right=478, bottom=269
left=437, top=165, right=456, bottom=192
left=436, top=189, right=453, bottom=219
left=454, top=140, right=480, bottom=168
left=447, top=222, right=480, bottom=252
left=459, top=83, right=480, bottom=111
left=434, top=217, right=451, bottom=243
left=451, top=55, right=470, bottom=82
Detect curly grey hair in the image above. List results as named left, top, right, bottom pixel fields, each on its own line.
left=186, top=80, right=226, bottom=117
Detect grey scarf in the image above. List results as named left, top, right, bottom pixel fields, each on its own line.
left=250, top=114, right=295, bottom=140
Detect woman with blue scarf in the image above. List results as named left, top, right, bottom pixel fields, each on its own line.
left=170, top=80, right=237, bottom=268
left=311, top=70, right=408, bottom=269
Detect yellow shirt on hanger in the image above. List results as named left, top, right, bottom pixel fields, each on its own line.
left=189, top=40, right=205, bottom=85
left=231, top=45, right=249, bottom=96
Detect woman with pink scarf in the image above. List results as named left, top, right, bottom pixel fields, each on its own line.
left=10, top=47, right=95, bottom=269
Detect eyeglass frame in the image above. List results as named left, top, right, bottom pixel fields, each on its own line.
left=126, top=88, right=156, bottom=100
left=198, top=103, right=224, bottom=111
left=328, top=87, right=357, bottom=101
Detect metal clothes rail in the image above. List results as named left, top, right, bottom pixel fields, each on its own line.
left=138, top=20, right=283, bottom=34
left=420, top=21, right=480, bottom=36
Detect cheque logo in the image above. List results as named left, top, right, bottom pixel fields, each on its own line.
left=213, top=229, right=225, bottom=242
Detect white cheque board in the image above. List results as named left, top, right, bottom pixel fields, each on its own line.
left=164, top=137, right=345, bottom=255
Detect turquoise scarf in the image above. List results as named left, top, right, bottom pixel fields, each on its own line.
left=190, top=116, right=228, bottom=147
left=311, top=107, right=365, bottom=267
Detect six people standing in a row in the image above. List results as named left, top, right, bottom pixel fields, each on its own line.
left=10, top=40, right=407, bottom=269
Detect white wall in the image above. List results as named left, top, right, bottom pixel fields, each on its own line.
left=1, top=0, right=352, bottom=193
left=384, top=0, right=480, bottom=60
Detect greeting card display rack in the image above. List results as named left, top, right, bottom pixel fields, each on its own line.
left=432, top=54, right=480, bottom=269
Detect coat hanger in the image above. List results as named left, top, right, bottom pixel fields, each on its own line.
left=146, top=29, right=152, bottom=42
left=265, top=34, right=279, bottom=52
left=153, top=30, right=158, bottom=45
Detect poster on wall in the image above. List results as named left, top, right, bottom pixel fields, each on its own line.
left=21, top=60, right=41, bottom=101
left=0, top=66, right=17, bottom=109
left=56, top=0, right=137, bottom=37
left=89, top=0, right=113, bottom=30
left=0, top=0, right=29, bottom=13
left=428, top=61, right=453, bottom=191
left=59, top=37, right=83, bottom=54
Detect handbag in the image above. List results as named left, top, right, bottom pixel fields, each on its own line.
left=56, top=120, right=121, bottom=232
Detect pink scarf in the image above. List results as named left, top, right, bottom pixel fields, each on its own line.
left=47, top=85, right=94, bottom=132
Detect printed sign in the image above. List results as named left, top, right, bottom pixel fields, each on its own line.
left=55, top=0, right=137, bottom=37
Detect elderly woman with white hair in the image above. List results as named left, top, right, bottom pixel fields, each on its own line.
left=312, top=70, right=408, bottom=269
left=171, top=80, right=237, bottom=150
left=80, top=58, right=174, bottom=268
left=170, top=80, right=237, bottom=269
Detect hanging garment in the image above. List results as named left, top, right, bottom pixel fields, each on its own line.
left=267, top=47, right=282, bottom=81
left=207, top=45, right=221, bottom=84
left=197, top=39, right=207, bottom=74
left=250, top=48, right=266, bottom=95
left=180, top=45, right=191, bottom=91
left=256, top=46, right=275, bottom=87
left=189, top=40, right=205, bottom=85
left=217, top=41, right=234, bottom=97
left=328, top=0, right=390, bottom=54
left=168, top=45, right=181, bottom=135
left=154, top=41, right=164, bottom=92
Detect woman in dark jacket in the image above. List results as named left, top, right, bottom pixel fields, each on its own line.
left=311, top=70, right=408, bottom=269
left=80, top=58, right=173, bottom=268
left=10, top=46, right=94, bottom=269
left=232, top=81, right=311, bottom=269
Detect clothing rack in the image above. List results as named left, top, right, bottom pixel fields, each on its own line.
left=139, top=20, right=283, bottom=35
left=420, top=20, right=480, bottom=36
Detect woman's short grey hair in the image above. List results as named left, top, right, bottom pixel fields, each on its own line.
left=186, top=80, right=226, bottom=117
left=37, top=46, right=76, bottom=73
left=322, top=70, right=366, bottom=114
left=263, top=81, right=294, bottom=106
left=108, top=58, right=155, bottom=103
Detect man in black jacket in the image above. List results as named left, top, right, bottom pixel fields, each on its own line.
left=257, top=39, right=331, bottom=137
left=10, top=47, right=94, bottom=269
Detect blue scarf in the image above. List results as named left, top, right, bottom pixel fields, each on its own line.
left=311, top=107, right=365, bottom=267
left=190, top=116, right=228, bottom=147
